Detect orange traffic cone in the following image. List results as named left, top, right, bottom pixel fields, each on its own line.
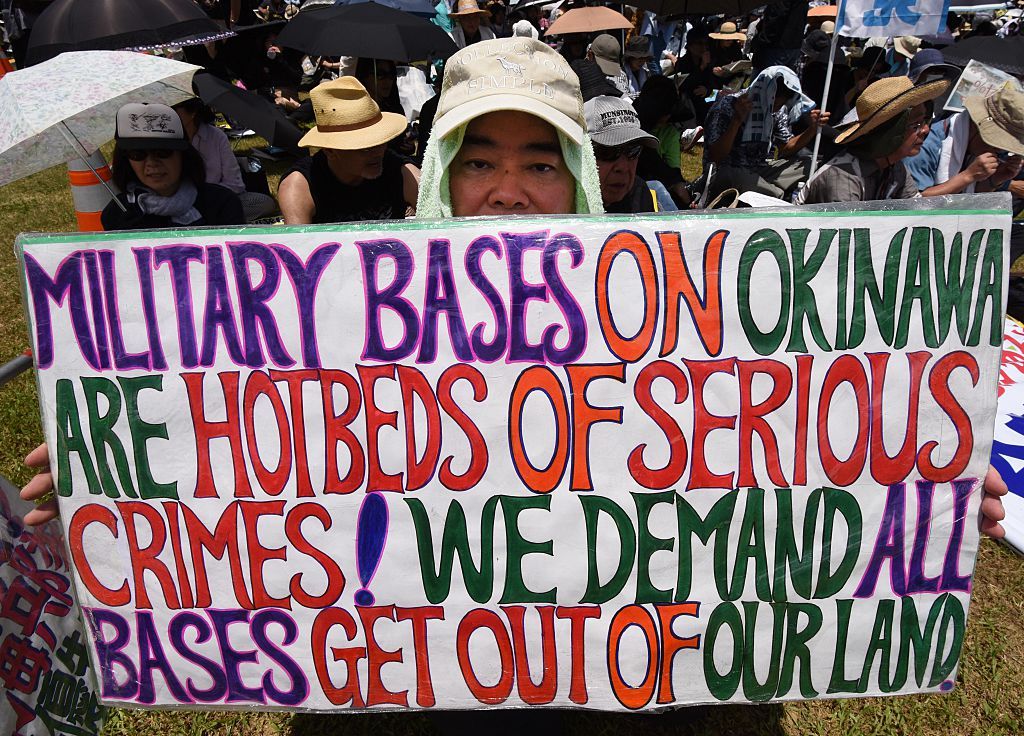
left=0, top=48, right=14, bottom=80
left=67, top=150, right=118, bottom=231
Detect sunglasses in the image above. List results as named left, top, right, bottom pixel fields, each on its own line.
left=126, top=148, right=177, bottom=161
left=593, top=143, right=643, bottom=162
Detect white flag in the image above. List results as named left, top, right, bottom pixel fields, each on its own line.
left=839, top=0, right=952, bottom=37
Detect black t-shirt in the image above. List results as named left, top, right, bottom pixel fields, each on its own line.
left=286, top=149, right=408, bottom=224
left=605, top=177, right=656, bottom=214
left=101, top=183, right=244, bottom=231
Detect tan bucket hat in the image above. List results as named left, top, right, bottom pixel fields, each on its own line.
left=709, top=21, right=746, bottom=40
left=449, top=0, right=490, bottom=18
left=893, top=35, right=921, bottom=59
left=835, top=76, right=950, bottom=145
left=965, top=88, right=1024, bottom=157
left=298, top=77, right=407, bottom=150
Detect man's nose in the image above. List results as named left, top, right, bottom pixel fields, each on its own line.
left=488, top=169, right=529, bottom=210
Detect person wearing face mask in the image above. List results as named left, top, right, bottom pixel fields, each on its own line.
left=100, top=103, right=244, bottom=231
left=798, top=76, right=950, bottom=204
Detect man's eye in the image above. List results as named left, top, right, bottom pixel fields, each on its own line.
left=465, top=159, right=492, bottom=170
left=531, top=163, right=557, bottom=173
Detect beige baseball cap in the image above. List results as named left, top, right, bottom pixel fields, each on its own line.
left=432, top=38, right=586, bottom=145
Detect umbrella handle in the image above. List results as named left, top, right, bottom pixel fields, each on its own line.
left=58, top=122, right=128, bottom=213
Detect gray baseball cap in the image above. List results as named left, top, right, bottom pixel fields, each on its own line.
left=590, top=34, right=622, bottom=77
left=584, top=95, right=657, bottom=147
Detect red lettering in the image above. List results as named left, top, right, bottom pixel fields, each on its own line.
left=628, top=360, right=689, bottom=490
left=567, top=363, right=626, bottom=492
left=457, top=609, right=514, bottom=704
left=396, top=606, right=444, bottom=707
left=437, top=365, right=489, bottom=491
left=555, top=605, right=601, bottom=705
left=918, top=351, right=978, bottom=482
left=285, top=504, right=346, bottom=608
left=686, top=359, right=737, bottom=490
left=398, top=366, right=442, bottom=492
left=736, top=358, right=791, bottom=488
left=68, top=504, right=130, bottom=607
left=183, top=371, right=252, bottom=499
left=509, top=366, right=570, bottom=494
left=358, top=365, right=404, bottom=492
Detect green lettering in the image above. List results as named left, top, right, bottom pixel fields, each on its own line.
left=498, top=495, right=555, bottom=603
left=738, top=229, right=791, bottom=355
left=406, top=496, right=499, bottom=604
left=580, top=496, right=636, bottom=604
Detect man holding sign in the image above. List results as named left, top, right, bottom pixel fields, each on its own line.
left=14, top=37, right=1013, bottom=718
left=416, top=37, right=604, bottom=217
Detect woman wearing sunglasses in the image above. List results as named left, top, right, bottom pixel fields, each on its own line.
left=101, top=103, right=245, bottom=232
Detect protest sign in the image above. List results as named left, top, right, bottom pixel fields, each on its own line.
left=17, top=194, right=1010, bottom=712
left=990, top=317, right=1024, bottom=553
left=1, top=478, right=105, bottom=734
left=944, top=60, right=1024, bottom=113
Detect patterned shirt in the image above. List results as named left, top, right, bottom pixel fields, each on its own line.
left=703, top=93, right=793, bottom=168
left=797, top=151, right=919, bottom=204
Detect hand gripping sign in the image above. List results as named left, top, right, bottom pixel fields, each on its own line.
left=16, top=194, right=1011, bottom=712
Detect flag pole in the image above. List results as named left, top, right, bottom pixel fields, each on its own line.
left=807, top=0, right=848, bottom=182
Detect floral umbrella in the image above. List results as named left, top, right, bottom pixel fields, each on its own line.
left=0, top=50, right=201, bottom=188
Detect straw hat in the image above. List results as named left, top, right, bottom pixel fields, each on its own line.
left=965, top=88, right=1024, bottom=157
left=449, top=0, right=490, bottom=17
left=298, top=77, right=407, bottom=150
left=835, top=76, right=950, bottom=145
left=709, top=21, right=746, bottom=40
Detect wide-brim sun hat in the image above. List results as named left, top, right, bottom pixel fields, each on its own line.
left=709, top=21, right=746, bottom=40
left=449, top=0, right=491, bottom=17
left=835, top=76, right=950, bottom=145
left=964, top=88, right=1024, bottom=157
left=298, top=76, right=407, bottom=150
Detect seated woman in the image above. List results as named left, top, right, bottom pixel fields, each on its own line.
left=174, top=97, right=278, bottom=221
left=101, top=103, right=244, bottom=231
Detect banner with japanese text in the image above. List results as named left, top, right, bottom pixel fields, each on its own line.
left=990, top=317, right=1024, bottom=553
left=17, top=194, right=1010, bottom=712
left=1, top=478, right=105, bottom=735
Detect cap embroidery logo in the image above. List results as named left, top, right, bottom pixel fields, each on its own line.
left=128, top=112, right=176, bottom=134
left=495, top=56, right=525, bottom=76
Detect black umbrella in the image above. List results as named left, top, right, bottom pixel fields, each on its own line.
left=942, top=35, right=1024, bottom=77
left=277, top=2, right=457, bottom=61
left=629, top=0, right=763, bottom=17
left=193, top=73, right=304, bottom=150
left=336, top=0, right=438, bottom=18
left=27, top=0, right=223, bottom=65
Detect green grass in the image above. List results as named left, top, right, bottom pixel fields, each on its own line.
left=1, top=144, right=1022, bottom=735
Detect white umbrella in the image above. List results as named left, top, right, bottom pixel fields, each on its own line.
left=0, top=50, right=201, bottom=188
